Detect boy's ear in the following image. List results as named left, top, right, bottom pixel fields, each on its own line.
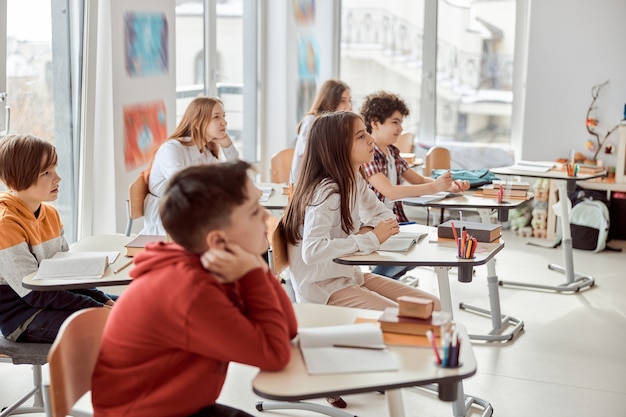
left=205, top=229, right=228, bottom=251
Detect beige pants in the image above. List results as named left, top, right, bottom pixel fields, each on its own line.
left=327, top=273, right=441, bottom=311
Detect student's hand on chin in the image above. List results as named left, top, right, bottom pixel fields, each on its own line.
left=200, top=243, right=267, bottom=284
left=214, top=132, right=232, bottom=148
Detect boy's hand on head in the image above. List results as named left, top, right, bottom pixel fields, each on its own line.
left=373, top=218, right=399, bottom=244
left=200, top=243, right=267, bottom=284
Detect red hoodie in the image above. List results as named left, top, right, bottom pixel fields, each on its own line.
left=92, top=242, right=297, bottom=417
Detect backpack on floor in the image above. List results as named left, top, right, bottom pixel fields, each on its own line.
left=570, top=199, right=609, bottom=252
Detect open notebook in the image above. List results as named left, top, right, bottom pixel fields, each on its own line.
left=379, top=231, right=428, bottom=252
left=258, top=187, right=273, bottom=202
left=397, top=191, right=462, bottom=205
left=34, top=251, right=120, bottom=280
left=298, top=323, right=397, bottom=375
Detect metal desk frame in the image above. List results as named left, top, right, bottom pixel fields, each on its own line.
left=490, top=165, right=605, bottom=293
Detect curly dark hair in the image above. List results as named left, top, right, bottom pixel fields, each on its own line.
left=359, top=91, right=410, bottom=134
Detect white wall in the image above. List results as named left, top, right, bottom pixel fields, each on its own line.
left=260, top=1, right=338, bottom=180
left=521, top=0, right=626, bottom=167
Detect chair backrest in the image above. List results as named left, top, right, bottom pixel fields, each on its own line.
left=396, top=132, right=415, bottom=153
left=270, top=222, right=289, bottom=275
left=423, top=146, right=451, bottom=177
left=47, top=307, right=110, bottom=417
left=129, top=174, right=149, bottom=220
left=270, top=148, right=295, bottom=183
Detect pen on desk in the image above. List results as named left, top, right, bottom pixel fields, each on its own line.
left=399, top=221, right=416, bottom=226
left=113, top=258, right=133, bottom=274
left=332, top=344, right=386, bottom=350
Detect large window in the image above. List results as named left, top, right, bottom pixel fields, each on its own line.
left=2, top=0, right=79, bottom=241
left=175, top=0, right=255, bottom=161
left=341, top=0, right=515, bottom=147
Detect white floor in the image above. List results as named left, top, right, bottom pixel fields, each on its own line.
left=2, top=225, right=626, bottom=417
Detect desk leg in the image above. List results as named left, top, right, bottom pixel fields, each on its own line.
left=417, top=383, right=493, bottom=417
left=434, top=266, right=454, bottom=317
left=499, top=184, right=595, bottom=293
left=459, top=258, right=524, bottom=342
left=386, top=389, right=405, bottom=417
left=458, top=209, right=524, bottom=342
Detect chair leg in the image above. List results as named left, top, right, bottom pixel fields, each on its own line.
left=256, top=400, right=357, bottom=417
left=0, top=365, right=45, bottom=417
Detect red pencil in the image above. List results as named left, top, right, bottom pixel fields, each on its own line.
left=426, top=330, right=441, bottom=364
left=450, top=221, right=459, bottom=254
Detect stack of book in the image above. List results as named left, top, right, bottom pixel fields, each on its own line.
left=437, top=220, right=501, bottom=243
left=377, top=296, right=439, bottom=337
left=124, top=235, right=168, bottom=257
left=480, top=180, right=530, bottom=198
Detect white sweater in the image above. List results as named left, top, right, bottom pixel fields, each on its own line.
left=287, top=176, right=395, bottom=304
left=141, top=138, right=239, bottom=235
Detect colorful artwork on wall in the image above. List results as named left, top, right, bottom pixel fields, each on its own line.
left=124, top=12, right=168, bottom=77
left=293, top=0, right=315, bottom=24
left=123, top=100, right=167, bottom=171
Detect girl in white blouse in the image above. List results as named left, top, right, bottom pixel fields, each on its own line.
left=141, top=97, right=239, bottom=235
left=281, top=111, right=440, bottom=311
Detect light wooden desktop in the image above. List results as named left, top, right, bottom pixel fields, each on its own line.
left=253, top=303, right=479, bottom=417
left=490, top=163, right=605, bottom=293
left=22, top=235, right=134, bottom=291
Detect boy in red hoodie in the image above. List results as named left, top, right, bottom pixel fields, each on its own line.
left=92, top=161, right=297, bottom=417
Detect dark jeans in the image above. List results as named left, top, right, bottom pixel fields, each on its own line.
left=16, top=309, right=77, bottom=343
left=372, top=265, right=415, bottom=281
left=188, top=403, right=253, bottom=417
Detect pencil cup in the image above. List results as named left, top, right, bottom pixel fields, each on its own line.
left=457, top=266, right=474, bottom=283
left=437, top=361, right=462, bottom=369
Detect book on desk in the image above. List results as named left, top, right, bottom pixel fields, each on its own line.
left=378, top=307, right=440, bottom=336
left=378, top=232, right=427, bottom=252
left=480, top=184, right=528, bottom=198
left=298, top=323, right=397, bottom=374
left=437, top=220, right=501, bottom=243
left=395, top=191, right=462, bottom=205
left=34, top=251, right=120, bottom=280
left=124, top=235, right=168, bottom=257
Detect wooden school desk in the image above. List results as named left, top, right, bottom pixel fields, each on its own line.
left=253, top=303, right=482, bottom=417
left=491, top=163, right=606, bottom=293
left=400, top=192, right=530, bottom=342
left=22, top=235, right=134, bottom=291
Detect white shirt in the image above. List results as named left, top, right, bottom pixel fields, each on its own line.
left=383, top=148, right=397, bottom=210
left=287, top=176, right=395, bottom=304
left=140, top=138, right=239, bottom=235
left=290, top=114, right=316, bottom=183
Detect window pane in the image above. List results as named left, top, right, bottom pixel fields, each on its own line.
left=436, top=0, right=515, bottom=144
left=5, top=0, right=77, bottom=241
left=341, top=1, right=425, bottom=138
left=175, top=0, right=245, bottom=153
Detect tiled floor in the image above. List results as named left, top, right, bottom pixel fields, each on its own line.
left=2, top=226, right=626, bottom=417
